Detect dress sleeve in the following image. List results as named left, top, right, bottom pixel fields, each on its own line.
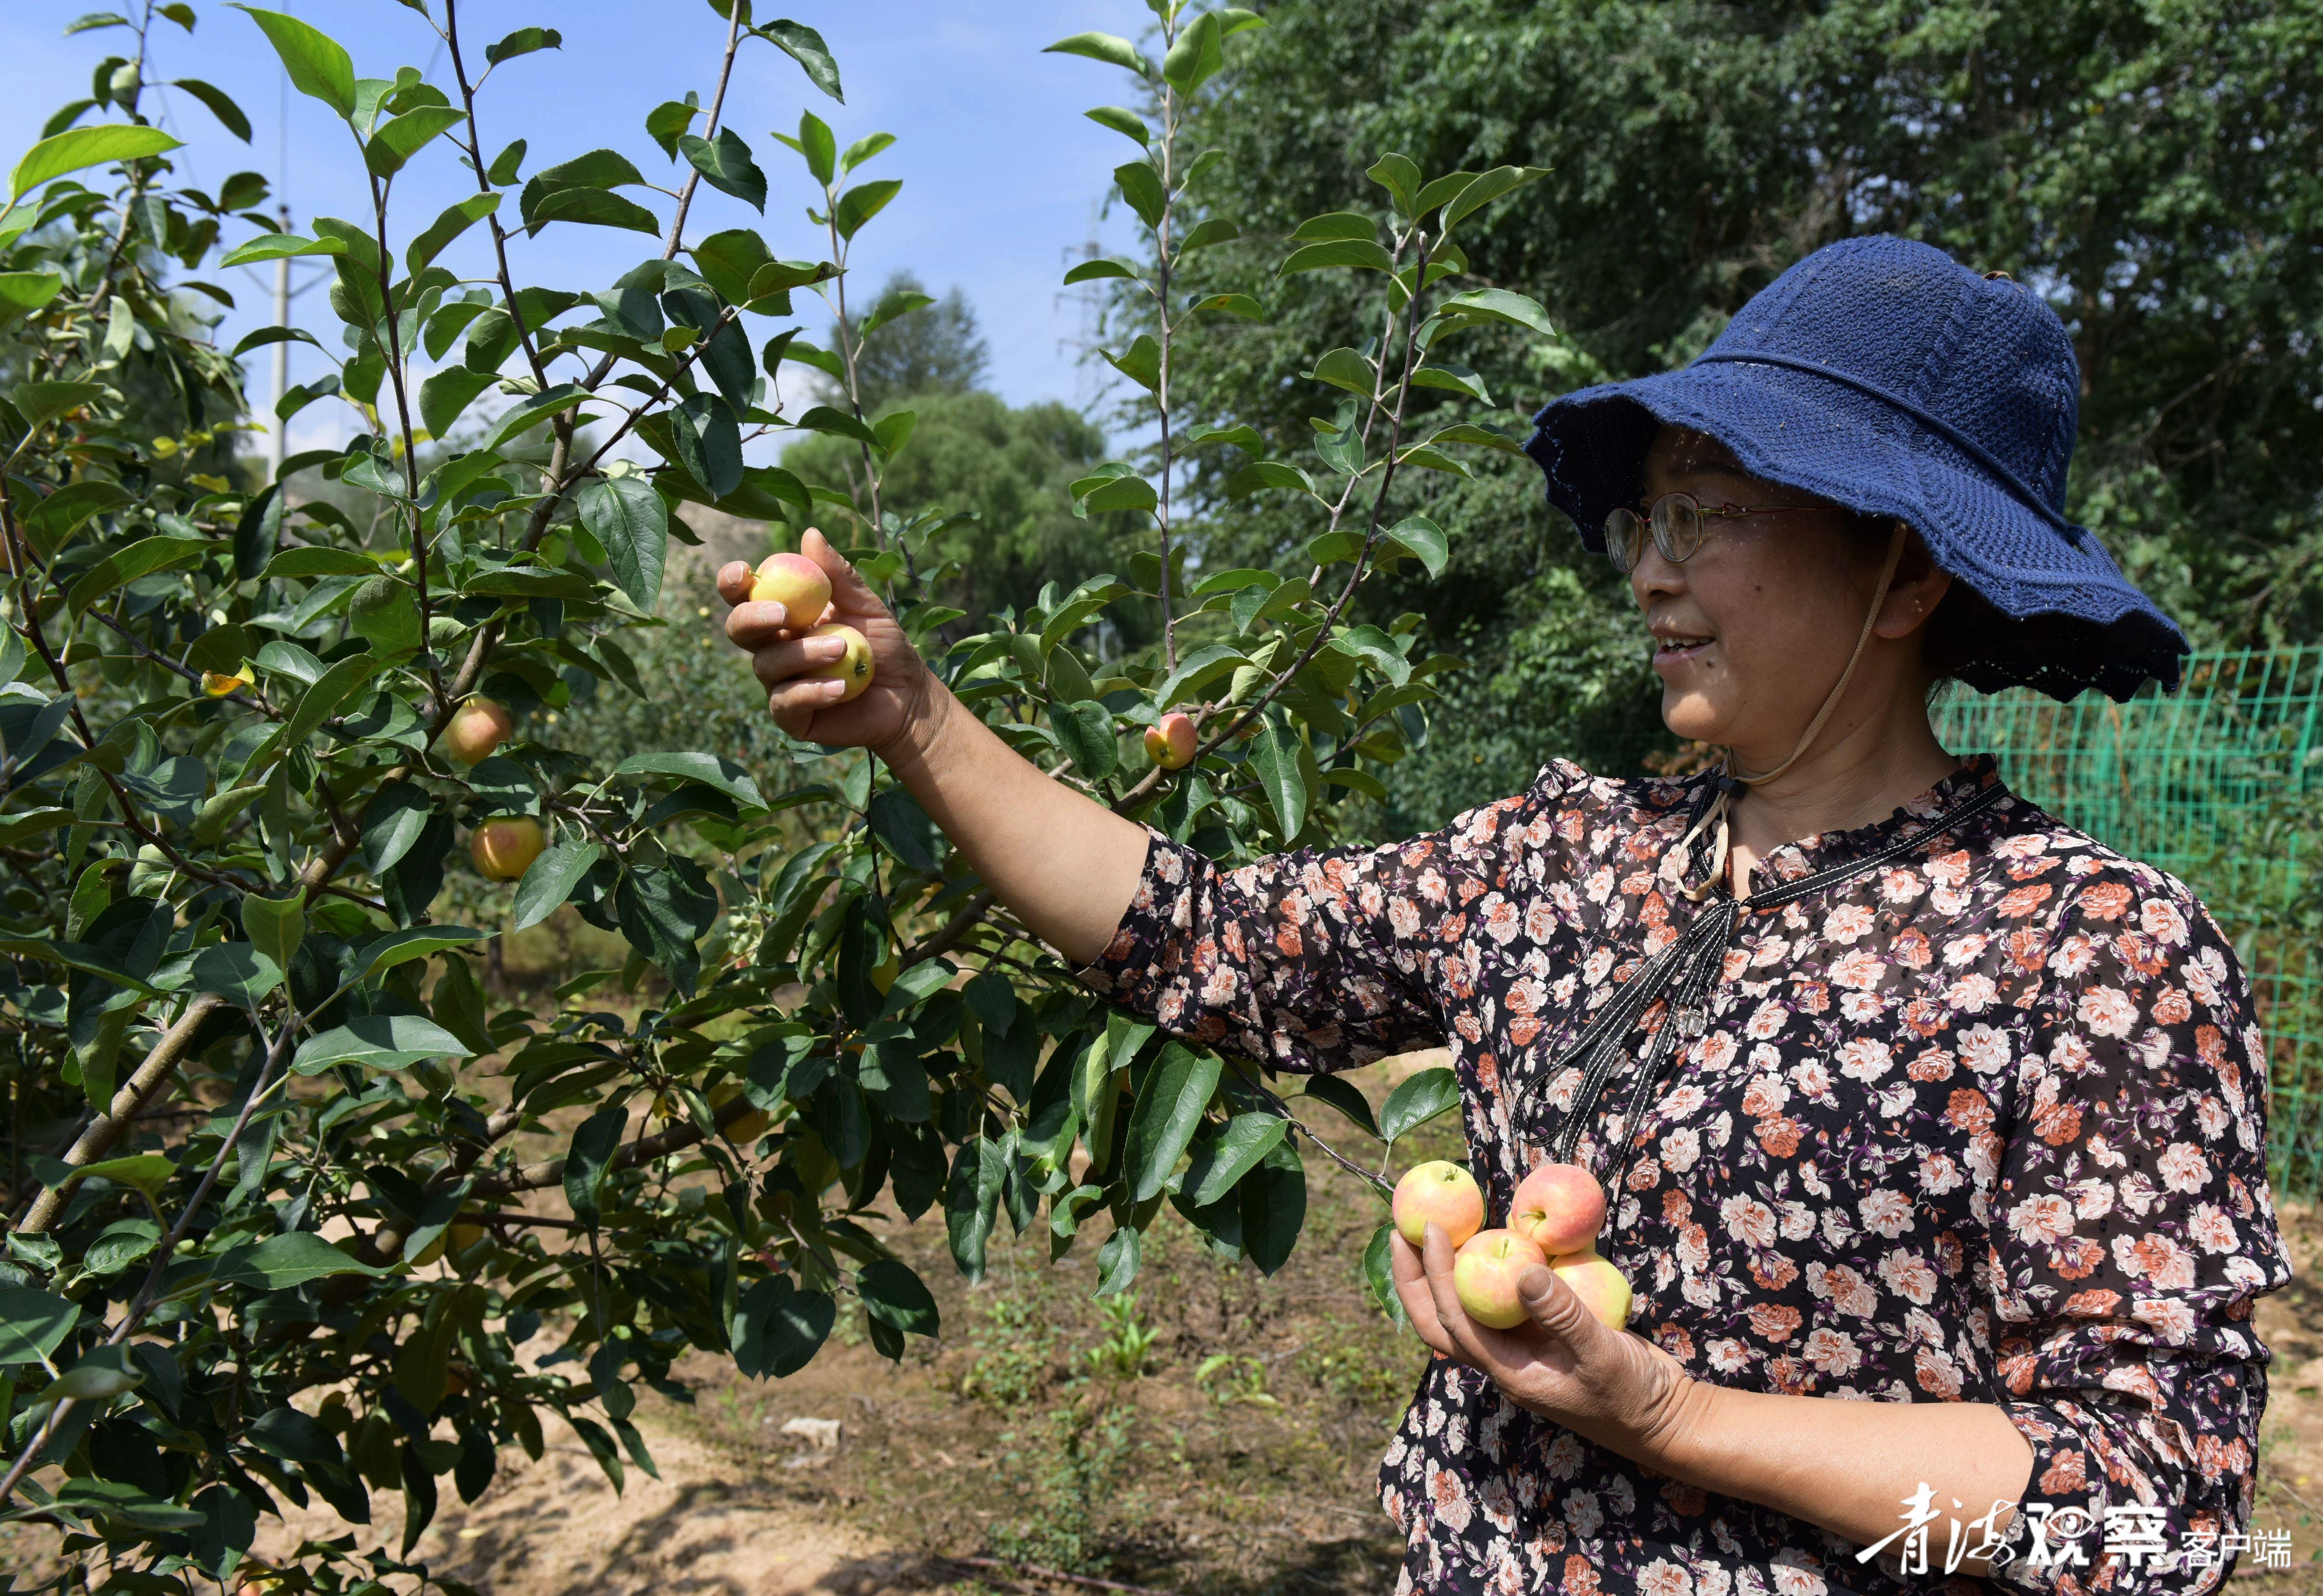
left=1986, top=867, right=2291, bottom=1596
left=1071, top=762, right=1583, bottom=1072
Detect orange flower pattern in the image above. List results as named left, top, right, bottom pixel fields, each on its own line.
left=1080, top=758, right=2289, bottom=1596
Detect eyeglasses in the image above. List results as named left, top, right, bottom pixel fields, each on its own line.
left=1602, top=493, right=1833, bottom=575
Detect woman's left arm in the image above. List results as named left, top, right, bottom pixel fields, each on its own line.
left=1397, top=867, right=2292, bottom=1588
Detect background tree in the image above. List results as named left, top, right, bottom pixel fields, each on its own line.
left=837, top=269, right=990, bottom=410
left=1166, top=0, right=2323, bottom=827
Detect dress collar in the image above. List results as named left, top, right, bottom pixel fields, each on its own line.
left=1721, top=754, right=2007, bottom=890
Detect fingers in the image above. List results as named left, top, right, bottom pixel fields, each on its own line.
left=1389, top=1232, right=1463, bottom=1361
left=1420, top=1223, right=1497, bottom=1369
left=1516, top=1264, right=1594, bottom=1345
left=801, top=527, right=891, bottom=619
left=725, top=599, right=794, bottom=651
left=767, top=677, right=846, bottom=738
left=746, top=631, right=851, bottom=691
left=715, top=560, right=754, bottom=609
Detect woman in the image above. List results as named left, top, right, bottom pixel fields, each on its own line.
left=720, top=236, right=2287, bottom=1596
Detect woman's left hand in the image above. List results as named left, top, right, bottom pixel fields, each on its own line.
left=1391, top=1224, right=1706, bottom=1465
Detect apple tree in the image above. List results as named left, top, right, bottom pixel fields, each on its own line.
left=0, top=0, right=1554, bottom=1585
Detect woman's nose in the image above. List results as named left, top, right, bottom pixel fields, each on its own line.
left=1629, top=545, right=1686, bottom=606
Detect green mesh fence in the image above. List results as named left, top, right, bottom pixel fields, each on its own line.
left=1932, top=647, right=2323, bottom=1198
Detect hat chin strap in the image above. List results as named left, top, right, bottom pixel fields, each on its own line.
left=1677, top=520, right=1909, bottom=902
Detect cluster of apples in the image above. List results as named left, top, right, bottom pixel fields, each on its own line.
left=1391, top=1158, right=1632, bottom=1331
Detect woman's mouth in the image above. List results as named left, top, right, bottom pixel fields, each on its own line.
left=1653, top=633, right=1715, bottom=666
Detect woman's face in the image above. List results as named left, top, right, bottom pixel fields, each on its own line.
left=1629, top=428, right=1946, bottom=762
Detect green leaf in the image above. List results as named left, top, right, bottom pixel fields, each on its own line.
left=190, top=944, right=283, bottom=1004
left=1246, top=722, right=1308, bottom=838
left=1290, top=211, right=1377, bottom=243
left=405, top=192, right=500, bottom=275
left=361, top=780, right=432, bottom=876
left=1307, top=347, right=1374, bottom=395
left=0, top=271, right=63, bottom=331
left=485, top=25, right=562, bottom=65
left=1411, top=362, right=1492, bottom=403
left=645, top=100, right=699, bottom=161
left=1176, top=217, right=1239, bottom=255
left=292, top=1013, right=470, bottom=1074
left=530, top=185, right=660, bottom=236
left=65, top=531, right=207, bottom=615
left=680, top=128, right=765, bottom=211
left=351, top=925, right=489, bottom=986
left=1049, top=700, right=1118, bottom=781
left=577, top=476, right=669, bottom=611
left=1433, top=285, right=1557, bottom=338
left=615, top=860, right=721, bottom=996
left=166, top=77, right=252, bottom=142
left=868, top=786, right=941, bottom=873
left=261, top=547, right=377, bottom=579
left=1189, top=1112, right=1287, bottom=1206
left=15, top=381, right=108, bottom=431
left=1412, top=169, right=1482, bottom=219
left=1442, top=164, right=1551, bottom=233
left=691, top=227, right=772, bottom=306
left=858, top=287, right=932, bottom=342
left=1099, top=333, right=1162, bottom=393
left=787, top=109, right=838, bottom=185
left=0, top=1287, right=78, bottom=1366
left=1222, top=461, right=1318, bottom=502
left=1113, top=161, right=1165, bottom=229
left=1365, top=1222, right=1413, bottom=1330
left=481, top=384, right=588, bottom=450
left=1161, top=10, right=1224, bottom=94
left=761, top=19, right=844, bottom=102
left=214, top=1233, right=382, bottom=1290
left=240, top=893, right=305, bottom=973
left=732, top=1276, right=835, bottom=1377
left=72, top=1152, right=177, bottom=1196
left=1044, top=31, right=1151, bottom=79
left=1186, top=422, right=1265, bottom=454
left=1366, top=152, right=1421, bottom=217
left=1155, top=641, right=1248, bottom=708
left=841, top=131, right=894, bottom=173
left=248, top=1406, right=345, bottom=1467
left=945, top=1136, right=1005, bottom=1282
left=1062, top=257, right=1141, bottom=286
left=1383, top=514, right=1449, bottom=577
left=857, top=1260, right=938, bottom=1337
left=1280, top=239, right=1395, bottom=275
left=1239, top=1140, right=1305, bottom=1275
left=1084, top=106, right=1148, bottom=146
left=612, top=751, right=766, bottom=811
left=1427, top=421, right=1527, bottom=455
left=791, top=404, right=879, bottom=447
left=348, top=575, right=422, bottom=656
left=1188, top=291, right=1263, bottom=318
left=7, top=124, right=181, bottom=204
left=833, top=178, right=901, bottom=240
left=512, top=841, right=601, bottom=932
left=362, top=104, right=465, bottom=178
left=563, top=1106, right=625, bottom=1228
left=1082, top=475, right=1158, bottom=515
left=1299, top=1074, right=1380, bottom=1137
left=1380, top=1066, right=1461, bottom=1141
left=230, top=6, right=356, bottom=119
left=1094, top=1225, right=1141, bottom=1297
left=1332, top=624, right=1412, bottom=685
left=418, top=368, right=496, bottom=439
left=1125, top=1043, right=1222, bottom=1203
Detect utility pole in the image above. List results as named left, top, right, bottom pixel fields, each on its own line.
left=269, top=203, right=291, bottom=480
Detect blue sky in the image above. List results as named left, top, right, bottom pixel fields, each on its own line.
left=0, top=0, right=1156, bottom=451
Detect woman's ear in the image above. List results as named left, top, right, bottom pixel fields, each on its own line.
left=1875, top=523, right=1953, bottom=640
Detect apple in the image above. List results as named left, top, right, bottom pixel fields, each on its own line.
left=439, top=695, right=514, bottom=764
left=1392, top=1160, right=1484, bottom=1250
left=710, top=1081, right=771, bottom=1142
left=1453, top=1228, right=1549, bottom=1330
left=1550, top=1248, right=1634, bottom=1330
left=750, top=551, right=833, bottom=622
left=807, top=622, right=875, bottom=702
left=470, top=815, right=546, bottom=881
left=1510, top=1160, right=1606, bottom=1256
left=449, top=1220, right=487, bottom=1253
left=1144, top=710, right=1197, bottom=770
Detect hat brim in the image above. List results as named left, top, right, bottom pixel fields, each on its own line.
left=1525, top=359, right=2189, bottom=702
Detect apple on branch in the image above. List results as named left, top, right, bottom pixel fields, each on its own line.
left=438, top=696, right=514, bottom=766
left=1144, top=710, right=1196, bottom=770
left=470, top=815, right=546, bottom=881
left=1392, top=1159, right=1484, bottom=1250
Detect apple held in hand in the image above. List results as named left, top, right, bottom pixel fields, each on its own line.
left=1550, top=1248, right=1634, bottom=1330
left=470, top=815, right=546, bottom=881
left=807, top=622, right=875, bottom=702
left=750, top=551, right=833, bottom=621
left=1393, top=1159, right=1485, bottom=1250
left=1453, top=1228, right=1549, bottom=1330
left=438, top=696, right=513, bottom=765
left=1144, top=710, right=1196, bottom=770
left=1510, top=1160, right=1606, bottom=1256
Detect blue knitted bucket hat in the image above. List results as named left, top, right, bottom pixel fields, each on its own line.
left=1523, top=234, right=2187, bottom=702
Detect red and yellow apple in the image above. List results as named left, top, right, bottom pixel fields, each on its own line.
left=1510, top=1160, right=1606, bottom=1256
left=470, top=815, right=546, bottom=881
left=438, top=695, right=513, bottom=765
left=1392, top=1159, right=1484, bottom=1250
left=1550, top=1248, right=1634, bottom=1330
left=1144, top=710, right=1197, bottom=770
left=750, top=551, right=833, bottom=622
left=1452, top=1228, right=1548, bottom=1329
left=807, top=622, right=874, bottom=702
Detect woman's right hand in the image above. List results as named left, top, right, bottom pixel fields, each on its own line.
left=717, top=527, right=938, bottom=754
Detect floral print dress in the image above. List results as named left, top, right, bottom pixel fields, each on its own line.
left=1078, top=757, right=2289, bottom=1596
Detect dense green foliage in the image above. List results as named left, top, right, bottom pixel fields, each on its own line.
left=0, top=2, right=1542, bottom=1586
left=1168, top=0, right=2323, bottom=826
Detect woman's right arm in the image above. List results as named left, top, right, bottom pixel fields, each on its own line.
left=719, top=529, right=1154, bottom=967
